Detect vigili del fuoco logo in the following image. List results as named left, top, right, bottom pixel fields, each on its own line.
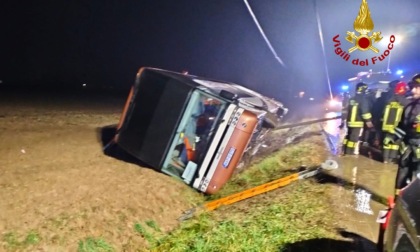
left=332, top=0, right=395, bottom=66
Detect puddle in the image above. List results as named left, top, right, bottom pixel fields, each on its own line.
left=320, top=113, right=398, bottom=247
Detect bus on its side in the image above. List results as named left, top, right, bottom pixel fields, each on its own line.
left=112, top=67, right=286, bottom=194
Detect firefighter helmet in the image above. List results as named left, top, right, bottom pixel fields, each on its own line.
left=394, top=81, right=408, bottom=95
left=408, top=74, right=420, bottom=89
left=412, top=73, right=420, bottom=85
left=356, top=82, right=368, bottom=94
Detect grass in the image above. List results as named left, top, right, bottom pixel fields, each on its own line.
left=145, top=220, right=161, bottom=232
left=212, top=131, right=327, bottom=199
left=78, top=237, right=114, bottom=252
left=2, top=230, right=114, bottom=252
left=153, top=182, right=336, bottom=252
left=2, top=230, right=42, bottom=251
left=3, top=232, right=19, bottom=250
left=148, top=129, right=343, bottom=251
left=134, top=223, right=157, bottom=246
left=23, top=231, right=41, bottom=245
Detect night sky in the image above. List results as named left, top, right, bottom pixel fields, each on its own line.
left=2, top=0, right=420, bottom=102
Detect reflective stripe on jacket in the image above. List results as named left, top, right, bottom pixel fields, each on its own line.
left=382, top=101, right=404, bottom=133
left=346, top=93, right=372, bottom=128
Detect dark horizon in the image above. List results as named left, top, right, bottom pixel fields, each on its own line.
left=2, top=0, right=420, bottom=102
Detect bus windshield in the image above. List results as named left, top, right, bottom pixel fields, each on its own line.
left=162, top=90, right=227, bottom=180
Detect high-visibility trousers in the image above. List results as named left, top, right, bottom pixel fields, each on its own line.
left=343, top=127, right=363, bottom=155
left=382, top=132, right=400, bottom=161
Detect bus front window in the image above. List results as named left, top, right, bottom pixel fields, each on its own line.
left=162, top=90, right=226, bottom=179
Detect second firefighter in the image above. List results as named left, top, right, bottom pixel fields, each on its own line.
left=342, top=82, right=374, bottom=155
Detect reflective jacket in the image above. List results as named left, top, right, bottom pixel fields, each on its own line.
left=346, top=93, right=372, bottom=128
left=372, top=92, right=388, bottom=130
left=382, top=94, right=410, bottom=133
left=400, top=98, right=420, bottom=140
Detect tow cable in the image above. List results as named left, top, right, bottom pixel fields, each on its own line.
left=178, top=159, right=338, bottom=221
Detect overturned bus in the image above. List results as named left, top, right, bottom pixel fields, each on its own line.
left=111, top=67, right=287, bottom=194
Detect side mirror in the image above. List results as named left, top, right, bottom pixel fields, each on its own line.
left=262, top=112, right=279, bottom=129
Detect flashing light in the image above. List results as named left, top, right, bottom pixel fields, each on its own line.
left=396, top=69, right=404, bottom=75
left=298, top=91, right=305, bottom=98
left=328, top=100, right=339, bottom=106
left=341, top=85, right=349, bottom=91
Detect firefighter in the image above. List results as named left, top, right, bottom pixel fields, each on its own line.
left=370, top=80, right=400, bottom=148
left=394, top=74, right=420, bottom=197
left=360, top=87, right=377, bottom=146
left=381, top=81, right=410, bottom=163
left=342, top=82, right=374, bottom=155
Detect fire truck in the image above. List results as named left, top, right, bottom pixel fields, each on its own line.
left=110, top=67, right=287, bottom=194
left=347, top=70, right=405, bottom=97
